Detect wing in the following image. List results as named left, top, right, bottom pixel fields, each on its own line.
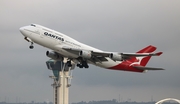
left=91, top=51, right=162, bottom=57
left=91, top=51, right=163, bottom=61
left=62, top=46, right=162, bottom=62
left=62, top=46, right=108, bottom=63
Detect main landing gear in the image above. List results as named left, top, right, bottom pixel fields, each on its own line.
left=67, top=59, right=89, bottom=69
left=77, top=61, right=89, bottom=68
left=67, top=60, right=72, bottom=67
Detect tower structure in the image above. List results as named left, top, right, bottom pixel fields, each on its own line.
left=46, top=59, right=74, bottom=104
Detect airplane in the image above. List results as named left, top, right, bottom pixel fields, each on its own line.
left=19, top=24, right=164, bottom=73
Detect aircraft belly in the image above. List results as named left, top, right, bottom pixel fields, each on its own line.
left=20, top=24, right=163, bottom=73
left=95, top=58, right=121, bottom=69
left=55, top=48, right=79, bottom=58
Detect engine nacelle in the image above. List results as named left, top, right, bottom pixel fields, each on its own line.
left=79, top=50, right=92, bottom=59
left=109, top=53, right=123, bottom=61
left=46, top=51, right=63, bottom=61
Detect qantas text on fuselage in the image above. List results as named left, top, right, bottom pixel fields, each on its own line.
left=19, top=24, right=164, bottom=73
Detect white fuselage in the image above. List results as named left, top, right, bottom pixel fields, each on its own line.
left=20, top=24, right=119, bottom=69
left=20, top=24, right=164, bottom=73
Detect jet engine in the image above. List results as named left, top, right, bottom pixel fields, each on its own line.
left=46, top=51, right=63, bottom=61
left=79, top=50, right=92, bottom=59
left=109, top=53, right=123, bottom=61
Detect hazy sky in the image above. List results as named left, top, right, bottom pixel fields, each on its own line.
left=0, top=0, right=180, bottom=103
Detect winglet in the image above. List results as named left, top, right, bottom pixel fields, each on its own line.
left=156, top=52, right=163, bottom=56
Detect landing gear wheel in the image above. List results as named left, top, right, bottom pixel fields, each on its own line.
left=82, top=61, right=89, bottom=68
left=29, top=45, right=34, bottom=49
left=77, top=64, right=80, bottom=67
left=77, top=61, right=89, bottom=68
left=29, top=42, right=34, bottom=49
left=79, top=65, right=83, bottom=68
left=84, top=65, right=89, bottom=68
left=67, top=61, right=72, bottom=67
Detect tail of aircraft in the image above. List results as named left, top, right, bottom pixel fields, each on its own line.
left=128, top=45, right=157, bottom=66
left=108, top=45, right=164, bottom=72
left=129, top=45, right=164, bottom=71
left=137, top=45, right=157, bottom=66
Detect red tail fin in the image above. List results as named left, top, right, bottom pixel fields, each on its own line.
left=127, top=45, right=157, bottom=66
left=137, top=45, right=156, bottom=66
left=136, top=45, right=156, bottom=53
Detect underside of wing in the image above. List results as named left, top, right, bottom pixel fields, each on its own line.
left=133, top=66, right=165, bottom=70
left=62, top=47, right=80, bottom=55
left=62, top=47, right=108, bottom=62
left=61, top=46, right=163, bottom=63
left=91, top=51, right=111, bottom=57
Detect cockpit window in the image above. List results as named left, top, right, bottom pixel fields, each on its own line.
left=30, top=24, right=36, bottom=27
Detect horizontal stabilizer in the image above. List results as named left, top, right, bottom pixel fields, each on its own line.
left=155, top=52, right=163, bottom=56
left=133, top=66, right=165, bottom=70
left=121, top=52, right=163, bottom=57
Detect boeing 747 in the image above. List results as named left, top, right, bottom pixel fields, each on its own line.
left=19, top=24, right=164, bottom=73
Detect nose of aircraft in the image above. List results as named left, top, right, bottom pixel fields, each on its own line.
left=19, top=27, right=25, bottom=34
left=19, top=26, right=29, bottom=37
left=19, top=25, right=38, bottom=37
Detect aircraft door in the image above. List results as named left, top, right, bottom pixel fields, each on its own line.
left=40, top=28, right=44, bottom=38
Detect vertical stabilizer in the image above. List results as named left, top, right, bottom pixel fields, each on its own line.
left=128, top=45, right=157, bottom=66
left=137, top=45, right=156, bottom=66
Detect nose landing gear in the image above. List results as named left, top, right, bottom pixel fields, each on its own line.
left=29, top=42, right=34, bottom=49
left=24, top=37, right=34, bottom=49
